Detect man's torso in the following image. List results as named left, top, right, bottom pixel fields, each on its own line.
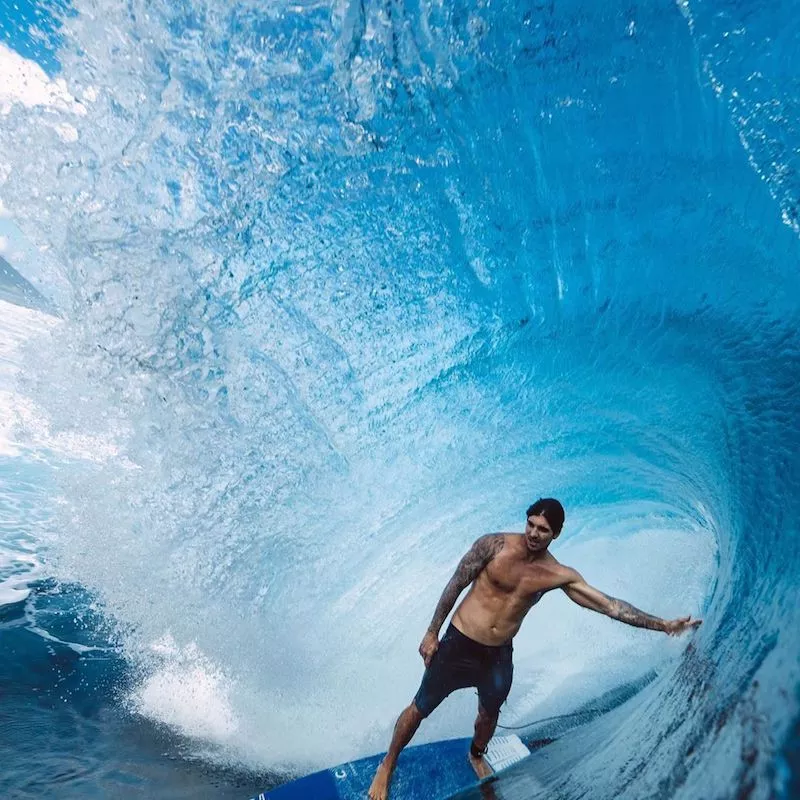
left=452, top=534, right=567, bottom=645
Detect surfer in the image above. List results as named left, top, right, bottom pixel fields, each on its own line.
left=367, top=498, right=702, bottom=800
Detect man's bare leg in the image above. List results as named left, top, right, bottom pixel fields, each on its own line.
left=367, top=702, right=424, bottom=800
left=468, top=703, right=499, bottom=780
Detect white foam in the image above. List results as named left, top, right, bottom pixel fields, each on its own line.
left=25, top=621, right=104, bottom=654
left=0, top=43, right=85, bottom=116
left=129, top=635, right=239, bottom=743
left=0, top=582, right=31, bottom=605
left=53, top=122, right=79, bottom=143
left=0, top=300, right=132, bottom=462
left=0, top=300, right=55, bottom=455
left=8, top=394, right=125, bottom=462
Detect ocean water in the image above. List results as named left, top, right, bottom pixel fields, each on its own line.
left=0, top=1, right=798, bottom=799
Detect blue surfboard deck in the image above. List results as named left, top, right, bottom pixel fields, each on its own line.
left=252, top=736, right=531, bottom=800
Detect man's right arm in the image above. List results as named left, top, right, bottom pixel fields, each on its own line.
left=419, top=534, right=504, bottom=665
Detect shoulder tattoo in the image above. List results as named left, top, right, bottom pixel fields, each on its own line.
left=456, top=534, right=504, bottom=584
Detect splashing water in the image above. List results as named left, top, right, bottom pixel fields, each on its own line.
left=0, top=0, right=799, bottom=798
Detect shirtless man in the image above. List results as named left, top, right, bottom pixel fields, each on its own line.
left=367, top=498, right=702, bottom=800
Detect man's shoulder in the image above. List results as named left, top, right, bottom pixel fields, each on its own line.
left=546, top=558, right=580, bottom=585
left=470, top=532, right=506, bottom=559
left=486, top=532, right=509, bottom=553
left=491, top=532, right=525, bottom=555
left=497, top=532, right=527, bottom=544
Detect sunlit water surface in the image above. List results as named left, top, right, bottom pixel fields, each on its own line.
left=0, top=1, right=799, bottom=798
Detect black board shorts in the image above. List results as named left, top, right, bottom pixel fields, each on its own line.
left=413, top=623, right=513, bottom=718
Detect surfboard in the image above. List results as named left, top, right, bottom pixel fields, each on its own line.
left=251, top=734, right=532, bottom=800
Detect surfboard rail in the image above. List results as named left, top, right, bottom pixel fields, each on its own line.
left=251, top=734, right=531, bottom=800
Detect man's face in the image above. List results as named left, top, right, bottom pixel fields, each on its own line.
left=525, top=514, right=556, bottom=553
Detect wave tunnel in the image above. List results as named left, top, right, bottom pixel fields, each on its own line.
left=0, top=1, right=798, bottom=798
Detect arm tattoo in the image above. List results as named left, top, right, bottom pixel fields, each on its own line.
left=427, top=534, right=504, bottom=635
left=606, top=596, right=666, bottom=631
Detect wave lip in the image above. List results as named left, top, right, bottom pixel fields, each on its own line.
left=0, top=0, right=798, bottom=798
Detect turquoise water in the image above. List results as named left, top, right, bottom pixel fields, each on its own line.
left=0, top=1, right=798, bottom=798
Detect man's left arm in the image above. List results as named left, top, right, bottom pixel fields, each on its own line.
left=561, top=569, right=702, bottom=635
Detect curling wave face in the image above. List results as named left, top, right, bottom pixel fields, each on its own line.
left=0, top=0, right=798, bottom=797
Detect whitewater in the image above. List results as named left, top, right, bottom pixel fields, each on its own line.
left=0, top=0, right=798, bottom=798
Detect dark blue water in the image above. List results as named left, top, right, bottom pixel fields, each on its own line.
left=0, top=1, right=798, bottom=798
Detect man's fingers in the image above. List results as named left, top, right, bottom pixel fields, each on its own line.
left=671, top=616, right=703, bottom=635
left=421, top=646, right=437, bottom=667
left=664, top=616, right=702, bottom=636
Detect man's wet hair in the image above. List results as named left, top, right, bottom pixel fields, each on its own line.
left=526, top=498, right=565, bottom=534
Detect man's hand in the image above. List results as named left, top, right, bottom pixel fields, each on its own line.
left=663, top=616, right=702, bottom=636
left=419, top=631, right=439, bottom=667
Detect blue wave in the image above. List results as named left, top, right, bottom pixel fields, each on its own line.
left=0, top=0, right=798, bottom=798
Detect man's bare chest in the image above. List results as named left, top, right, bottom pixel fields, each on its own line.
left=480, top=554, right=554, bottom=602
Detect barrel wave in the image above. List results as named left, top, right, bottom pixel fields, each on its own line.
left=0, top=1, right=798, bottom=798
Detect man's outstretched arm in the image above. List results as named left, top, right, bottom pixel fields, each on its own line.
left=561, top=569, right=702, bottom=635
left=419, top=534, right=504, bottom=665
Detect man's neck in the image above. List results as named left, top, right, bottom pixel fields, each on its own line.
left=523, top=546, right=550, bottom=563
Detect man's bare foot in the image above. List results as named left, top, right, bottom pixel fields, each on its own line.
left=468, top=751, right=494, bottom=781
left=367, top=760, right=393, bottom=800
